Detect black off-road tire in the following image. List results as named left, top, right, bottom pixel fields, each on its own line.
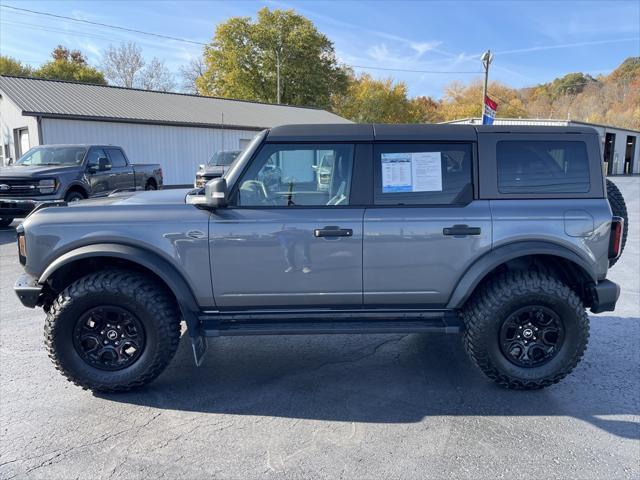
left=461, top=271, right=589, bottom=390
left=44, top=269, right=181, bottom=392
left=0, top=217, right=13, bottom=228
left=606, top=179, right=628, bottom=266
left=145, top=181, right=157, bottom=191
left=64, top=190, right=85, bottom=202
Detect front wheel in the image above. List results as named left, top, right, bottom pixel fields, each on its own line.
left=44, top=269, right=181, bottom=392
left=461, top=271, right=589, bottom=389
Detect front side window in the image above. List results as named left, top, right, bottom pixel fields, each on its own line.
left=497, top=141, right=590, bottom=193
left=374, top=143, right=473, bottom=205
left=235, top=144, right=354, bottom=207
left=16, top=146, right=86, bottom=166
left=106, top=148, right=127, bottom=168
left=86, top=148, right=107, bottom=167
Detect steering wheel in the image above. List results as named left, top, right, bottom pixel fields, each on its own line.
left=240, top=180, right=271, bottom=205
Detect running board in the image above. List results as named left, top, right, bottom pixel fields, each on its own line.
left=198, top=311, right=462, bottom=337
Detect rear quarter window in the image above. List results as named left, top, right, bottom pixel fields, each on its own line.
left=497, top=140, right=590, bottom=193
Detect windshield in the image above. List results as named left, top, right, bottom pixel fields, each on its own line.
left=16, top=146, right=87, bottom=166
left=208, top=151, right=241, bottom=167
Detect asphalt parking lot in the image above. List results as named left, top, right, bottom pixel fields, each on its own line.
left=1, top=177, right=638, bottom=479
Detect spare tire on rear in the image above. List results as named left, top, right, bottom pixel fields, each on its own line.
left=606, top=179, right=628, bottom=266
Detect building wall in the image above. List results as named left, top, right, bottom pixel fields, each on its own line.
left=40, top=118, right=259, bottom=185
left=0, top=96, right=40, bottom=166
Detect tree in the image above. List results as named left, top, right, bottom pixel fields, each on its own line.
left=35, top=45, right=106, bottom=84
left=101, top=42, right=144, bottom=88
left=101, top=42, right=175, bottom=91
left=139, top=58, right=175, bottom=92
left=198, top=7, right=349, bottom=107
left=0, top=55, right=33, bottom=76
left=180, top=56, right=206, bottom=94
left=331, top=73, right=418, bottom=123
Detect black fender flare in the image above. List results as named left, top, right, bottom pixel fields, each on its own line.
left=64, top=181, right=89, bottom=198
left=446, top=241, right=597, bottom=309
left=39, top=243, right=200, bottom=335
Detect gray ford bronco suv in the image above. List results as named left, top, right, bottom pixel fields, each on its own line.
left=14, top=124, right=627, bottom=392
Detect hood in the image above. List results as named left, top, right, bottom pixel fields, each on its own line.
left=0, top=164, right=79, bottom=178
left=66, top=188, right=193, bottom=208
left=201, top=165, right=227, bottom=176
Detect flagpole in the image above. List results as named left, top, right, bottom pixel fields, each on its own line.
left=481, top=50, right=493, bottom=124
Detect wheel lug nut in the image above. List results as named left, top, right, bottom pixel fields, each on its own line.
left=100, top=330, right=104, bottom=334
left=103, top=340, right=108, bottom=345
left=518, top=326, right=522, bottom=329
left=115, top=341, right=119, bottom=346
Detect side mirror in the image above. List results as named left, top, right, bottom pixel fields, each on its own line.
left=98, top=157, right=111, bottom=171
left=205, top=177, right=227, bottom=208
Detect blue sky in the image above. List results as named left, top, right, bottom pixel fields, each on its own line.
left=1, top=0, right=638, bottom=98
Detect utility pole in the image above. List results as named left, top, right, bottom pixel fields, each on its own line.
left=276, top=48, right=281, bottom=104
left=481, top=50, right=493, bottom=121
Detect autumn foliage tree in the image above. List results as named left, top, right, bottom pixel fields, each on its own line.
left=198, top=7, right=349, bottom=108
left=35, top=45, right=106, bottom=84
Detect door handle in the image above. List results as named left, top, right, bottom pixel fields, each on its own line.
left=443, top=225, right=481, bottom=236
left=314, top=226, right=353, bottom=238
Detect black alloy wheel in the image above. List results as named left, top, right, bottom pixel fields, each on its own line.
left=72, top=306, right=146, bottom=371
left=499, top=305, right=564, bottom=368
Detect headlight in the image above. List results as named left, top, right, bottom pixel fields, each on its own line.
left=38, top=178, right=57, bottom=194
left=17, top=233, right=26, bottom=264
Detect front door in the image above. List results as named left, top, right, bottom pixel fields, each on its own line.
left=105, top=148, right=135, bottom=191
left=85, top=148, right=112, bottom=196
left=210, top=142, right=363, bottom=309
left=363, top=142, right=492, bottom=307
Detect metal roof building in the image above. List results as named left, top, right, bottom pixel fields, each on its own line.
left=0, top=75, right=350, bottom=184
left=446, top=117, right=640, bottom=175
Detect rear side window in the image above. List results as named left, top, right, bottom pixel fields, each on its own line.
left=106, top=148, right=127, bottom=168
left=497, top=141, right=590, bottom=193
left=373, top=143, right=473, bottom=205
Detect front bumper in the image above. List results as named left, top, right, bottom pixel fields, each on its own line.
left=0, top=195, right=63, bottom=218
left=0, top=198, right=38, bottom=217
left=590, top=279, right=620, bottom=313
left=14, top=272, right=43, bottom=308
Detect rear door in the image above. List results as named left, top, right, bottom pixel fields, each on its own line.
left=105, top=148, right=135, bottom=191
left=209, top=142, right=366, bottom=309
left=363, top=141, right=492, bottom=307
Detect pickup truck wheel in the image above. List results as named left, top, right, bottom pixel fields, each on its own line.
left=606, top=179, right=628, bottom=266
left=44, top=269, right=181, bottom=392
left=145, top=182, right=157, bottom=191
left=64, top=190, right=85, bottom=202
left=461, top=271, right=589, bottom=390
left=0, top=217, right=13, bottom=228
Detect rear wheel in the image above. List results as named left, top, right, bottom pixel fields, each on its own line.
left=0, top=217, right=13, bottom=228
left=606, top=179, right=628, bottom=266
left=461, top=271, right=589, bottom=389
left=44, top=269, right=181, bottom=392
left=145, top=181, right=157, bottom=191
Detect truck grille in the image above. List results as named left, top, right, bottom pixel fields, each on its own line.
left=0, top=178, right=38, bottom=197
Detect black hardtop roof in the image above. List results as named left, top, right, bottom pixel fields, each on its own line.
left=266, top=123, right=598, bottom=142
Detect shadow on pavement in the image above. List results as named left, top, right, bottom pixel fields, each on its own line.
left=99, top=323, right=639, bottom=440
left=0, top=225, right=18, bottom=245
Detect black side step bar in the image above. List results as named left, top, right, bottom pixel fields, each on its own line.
left=198, top=311, right=462, bottom=337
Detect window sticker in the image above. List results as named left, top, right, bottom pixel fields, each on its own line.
left=381, top=152, right=442, bottom=193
